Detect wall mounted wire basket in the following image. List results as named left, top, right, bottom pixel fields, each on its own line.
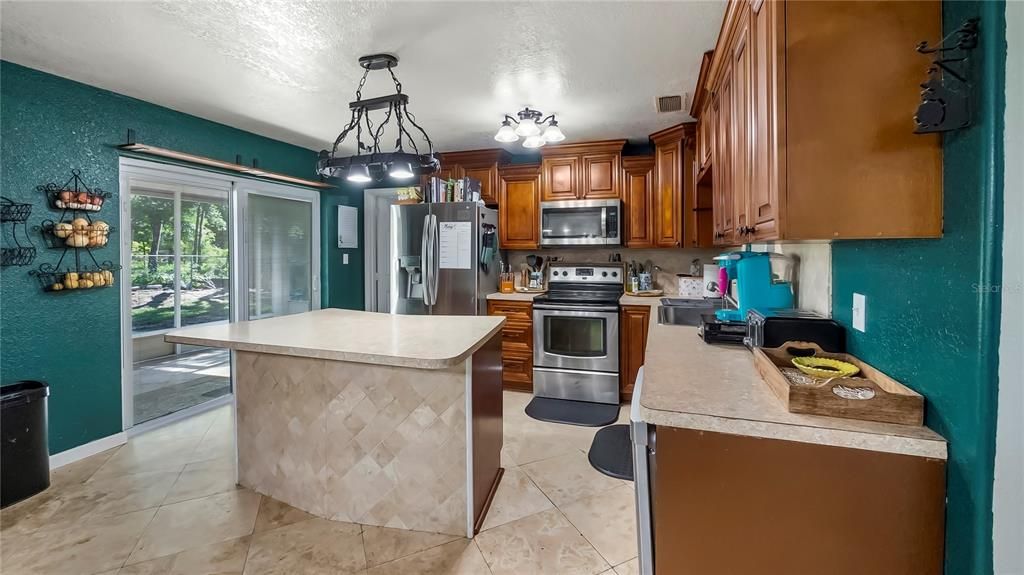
left=1, top=196, right=37, bottom=267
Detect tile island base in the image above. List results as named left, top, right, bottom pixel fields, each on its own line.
left=166, top=309, right=505, bottom=537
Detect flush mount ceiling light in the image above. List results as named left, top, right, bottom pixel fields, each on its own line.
left=317, top=54, right=439, bottom=183
left=494, top=108, right=566, bottom=148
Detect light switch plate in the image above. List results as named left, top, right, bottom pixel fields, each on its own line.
left=343, top=253, right=349, bottom=265
left=852, top=293, right=866, bottom=332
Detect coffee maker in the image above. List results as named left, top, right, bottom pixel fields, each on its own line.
left=699, top=251, right=796, bottom=344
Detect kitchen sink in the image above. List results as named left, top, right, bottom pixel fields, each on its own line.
left=657, top=298, right=722, bottom=326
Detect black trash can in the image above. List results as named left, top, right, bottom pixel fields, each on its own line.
left=1, top=381, right=50, bottom=508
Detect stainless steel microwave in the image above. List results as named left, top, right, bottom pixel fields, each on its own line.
left=539, top=199, right=621, bottom=247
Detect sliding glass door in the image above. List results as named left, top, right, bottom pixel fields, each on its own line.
left=245, top=194, right=315, bottom=319
left=128, top=180, right=231, bottom=424
left=120, top=159, right=320, bottom=430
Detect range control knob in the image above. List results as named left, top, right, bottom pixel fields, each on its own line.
left=562, top=271, right=569, bottom=277
left=601, top=271, right=608, bottom=277
left=611, top=271, right=618, bottom=277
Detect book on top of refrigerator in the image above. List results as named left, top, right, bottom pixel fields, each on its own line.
left=423, top=176, right=482, bottom=203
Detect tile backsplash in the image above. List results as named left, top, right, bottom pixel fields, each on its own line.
left=505, top=248, right=719, bottom=295
left=751, top=242, right=833, bottom=317
left=506, top=244, right=831, bottom=316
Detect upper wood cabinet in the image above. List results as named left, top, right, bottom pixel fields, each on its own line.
left=428, top=149, right=511, bottom=206
left=651, top=124, right=699, bottom=248
left=622, top=156, right=655, bottom=248
left=748, top=0, right=780, bottom=241
left=697, top=0, right=942, bottom=242
left=692, top=50, right=716, bottom=172
left=498, top=164, right=541, bottom=249
left=539, top=141, right=625, bottom=201
left=730, top=7, right=752, bottom=241
left=541, top=156, right=579, bottom=201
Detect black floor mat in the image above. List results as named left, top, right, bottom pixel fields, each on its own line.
left=525, top=396, right=619, bottom=427
left=588, top=424, right=634, bottom=481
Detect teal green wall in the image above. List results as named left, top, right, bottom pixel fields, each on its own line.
left=320, top=183, right=365, bottom=311
left=0, top=61, right=319, bottom=454
left=830, top=3, right=1005, bottom=574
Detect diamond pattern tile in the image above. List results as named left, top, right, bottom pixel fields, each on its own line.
left=235, top=351, right=468, bottom=535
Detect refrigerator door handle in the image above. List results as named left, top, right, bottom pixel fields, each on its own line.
left=421, top=214, right=432, bottom=305
left=429, top=214, right=440, bottom=306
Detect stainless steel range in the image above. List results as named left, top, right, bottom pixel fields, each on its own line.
left=532, top=264, right=624, bottom=405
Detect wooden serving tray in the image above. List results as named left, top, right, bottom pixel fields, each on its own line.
left=752, top=341, right=924, bottom=426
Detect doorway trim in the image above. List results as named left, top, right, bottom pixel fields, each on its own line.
left=363, top=188, right=401, bottom=312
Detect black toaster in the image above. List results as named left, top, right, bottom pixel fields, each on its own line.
left=745, top=308, right=846, bottom=352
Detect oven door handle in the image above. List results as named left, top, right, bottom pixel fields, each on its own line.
left=532, top=303, right=620, bottom=313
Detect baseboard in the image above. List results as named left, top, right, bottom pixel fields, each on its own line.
left=49, top=432, right=127, bottom=469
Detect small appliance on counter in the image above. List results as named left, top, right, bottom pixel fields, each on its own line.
left=698, top=251, right=797, bottom=345
left=697, top=314, right=748, bottom=345
left=713, top=251, right=796, bottom=322
left=745, top=308, right=846, bottom=352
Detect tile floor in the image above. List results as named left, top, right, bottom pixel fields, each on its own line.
left=0, top=391, right=638, bottom=575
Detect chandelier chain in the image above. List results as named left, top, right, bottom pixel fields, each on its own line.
left=354, top=66, right=370, bottom=102
left=318, top=55, right=439, bottom=181
left=387, top=64, right=402, bottom=95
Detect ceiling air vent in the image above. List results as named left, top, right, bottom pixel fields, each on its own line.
left=656, top=94, right=685, bottom=113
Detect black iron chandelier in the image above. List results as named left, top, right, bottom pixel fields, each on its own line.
left=317, top=54, right=438, bottom=183
left=494, top=107, right=566, bottom=149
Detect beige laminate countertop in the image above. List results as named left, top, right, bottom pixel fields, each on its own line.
left=165, top=308, right=504, bottom=369
left=485, top=291, right=540, bottom=302
left=639, top=322, right=947, bottom=459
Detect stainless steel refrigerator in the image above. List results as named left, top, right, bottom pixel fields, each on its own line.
left=389, top=202, right=499, bottom=316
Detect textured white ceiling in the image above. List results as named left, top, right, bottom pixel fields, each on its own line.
left=1, top=1, right=725, bottom=154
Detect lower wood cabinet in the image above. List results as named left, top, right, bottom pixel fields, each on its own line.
left=653, top=426, right=946, bottom=574
left=487, top=300, right=534, bottom=392
left=619, top=305, right=651, bottom=401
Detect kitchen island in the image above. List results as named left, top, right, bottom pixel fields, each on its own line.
left=166, top=309, right=505, bottom=537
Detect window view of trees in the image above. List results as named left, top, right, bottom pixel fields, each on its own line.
left=131, top=194, right=230, bottom=332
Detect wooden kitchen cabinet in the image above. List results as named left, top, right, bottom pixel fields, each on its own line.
left=619, top=305, right=651, bottom=401
left=425, top=149, right=511, bottom=206
left=539, top=140, right=626, bottom=201
left=697, top=0, right=942, bottom=242
left=621, top=156, right=655, bottom=248
left=748, top=0, right=781, bottom=240
left=540, top=156, right=579, bottom=201
left=650, top=124, right=700, bottom=248
left=487, top=300, right=534, bottom=392
left=694, top=50, right=716, bottom=172
left=498, top=165, right=541, bottom=249
left=652, top=426, right=946, bottom=574
left=729, top=7, right=752, bottom=241
left=580, top=153, right=620, bottom=199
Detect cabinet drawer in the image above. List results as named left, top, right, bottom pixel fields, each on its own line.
left=501, top=319, right=533, bottom=349
left=487, top=301, right=533, bottom=321
left=501, top=349, right=533, bottom=386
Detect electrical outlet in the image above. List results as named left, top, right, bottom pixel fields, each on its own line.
left=343, top=253, right=349, bottom=265
left=852, top=293, right=866, bottom=332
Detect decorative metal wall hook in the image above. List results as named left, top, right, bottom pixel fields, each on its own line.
left=914, top=18, right=979, bottom=134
